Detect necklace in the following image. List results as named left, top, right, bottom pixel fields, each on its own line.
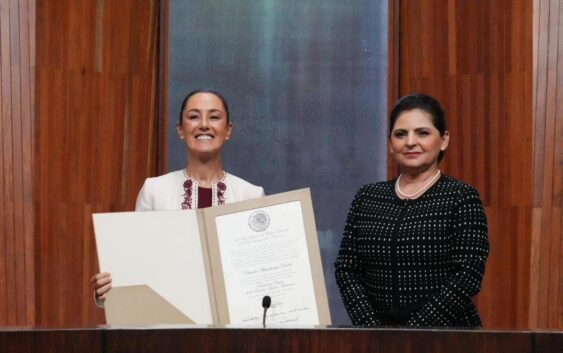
left=181, top=169, right=227, bottom=209
left=395, top=169, right=441, bottom=199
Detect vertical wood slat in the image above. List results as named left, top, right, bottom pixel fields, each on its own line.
left=386, top=0, right=400, bottom=177
left=35, top=0, right=160, bottom=326
left=1, top=0, right=17, bottom=326
left=157, top=0, right=168, bottom=173
left=9, top=0, right=27, bottom=325
left=391, top=0, right=534, bottom=328
left=20, top=0, right=35, bottom=326
left=0, top=0, right=35, bottom=326
left=0, top=0, right=8, bottom=325
left=542, top=1, right=563, bottom=327
left=549, top=0, right=562, bottom=329
left=530, top=0, right=563, bottom=330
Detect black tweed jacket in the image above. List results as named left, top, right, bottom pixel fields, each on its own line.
left=335, top=175, right=489, bottom=327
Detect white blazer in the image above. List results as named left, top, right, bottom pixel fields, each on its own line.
left=135, top=170, right=264, bottom=211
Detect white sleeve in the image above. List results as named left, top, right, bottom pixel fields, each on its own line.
left=135, top=178, right=153, bottom=211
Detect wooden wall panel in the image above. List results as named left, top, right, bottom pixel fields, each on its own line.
left=0, top=0, right=36, bottom=326
left=530, top=0, right=563, bottom=329
left=35, top=0, right=161, bottom=326
left=392, top=0, right=534, bottom=328
left=20, top=0, right=562, bottom=330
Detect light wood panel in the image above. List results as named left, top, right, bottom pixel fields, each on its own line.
left=530, top=0, right=563, bottom=329
left=0, top=0, right=36, bottom=326
left=35, top=0, right=161, bottom=326
left=391, top=0, right=534, bottom=328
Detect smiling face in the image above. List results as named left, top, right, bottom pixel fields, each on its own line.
left=176, top=92, right=232, bottom=160
left=389, top=108, right=449, bottom=173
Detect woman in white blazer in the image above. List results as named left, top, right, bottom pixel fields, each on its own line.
left=91, top=90, right=264, bottom=305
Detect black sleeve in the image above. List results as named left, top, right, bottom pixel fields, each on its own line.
left=335, top=187, right=382, bottom=326
left=407, top=186, right=489, bottom=326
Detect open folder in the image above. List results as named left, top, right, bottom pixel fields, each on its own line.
left=93, top=188, right=331, bottom=326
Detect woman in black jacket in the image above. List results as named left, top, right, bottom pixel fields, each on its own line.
left=335, top=93, right=489, bottom=327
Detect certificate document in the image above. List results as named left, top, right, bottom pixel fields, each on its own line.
left=214, top=201, right=319, bottom=324
left=93, top=188, right=331, bottom=326
left=203, top=188, right=331, bottom=325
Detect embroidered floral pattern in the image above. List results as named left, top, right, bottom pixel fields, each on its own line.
left=182, top=170, right=226, bottom=209
left=217, top=181, right=226, bottom=205
left=182, top=179, right=193, bottom=210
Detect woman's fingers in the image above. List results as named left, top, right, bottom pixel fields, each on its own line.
left=90, top=272, right=112, bottom=291
left=95, top=282, right=112, bottom=298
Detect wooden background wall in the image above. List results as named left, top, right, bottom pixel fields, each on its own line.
left=392, top=0, right=562, bottom=329
left=34, top=0, right=161, bottom=326
left=0, top=0, right=560, bottom=329
left=530, top=0, right=563, bottom=329
left=392, top=0, right=533, bottom=329
left=0, top=0, right=35, bottom=326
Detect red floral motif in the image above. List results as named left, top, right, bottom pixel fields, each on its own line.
left=182, top=179, right=193, bottom=209
left=182, top=175, right=226, bottom=209
left=217, top=181, right=226, bottom=205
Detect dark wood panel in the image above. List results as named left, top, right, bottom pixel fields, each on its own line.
left=534, top=331, right=563, bottom=353
left=35, top=0, right=161, bottom=326
left=105, top=328, right=533, bottom=353
left=3, top=328, right=562, bottom=353
left=0, top=330, right=103, bottom=353
left=392, top=0, right=534, bottom=328
left=0, top=328, right=545, bottom=353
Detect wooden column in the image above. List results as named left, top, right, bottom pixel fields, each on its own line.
left=0, top=0, right=36, bottom=326
left=35, top=0, right=161, bottom=326
left=530, top=0, right=563, bottom=329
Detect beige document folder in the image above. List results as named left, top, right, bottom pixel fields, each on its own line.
left=93, top=209, right=213, bottom=325
left=93, top=188, right=331, bottom=326
left=105, top=285, right=194, bottom=325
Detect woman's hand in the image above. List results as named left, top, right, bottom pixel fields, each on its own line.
left=90, top=272, right=112, bottom=303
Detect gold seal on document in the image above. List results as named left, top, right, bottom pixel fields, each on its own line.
left=248, top=210, right=270, bottom=232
